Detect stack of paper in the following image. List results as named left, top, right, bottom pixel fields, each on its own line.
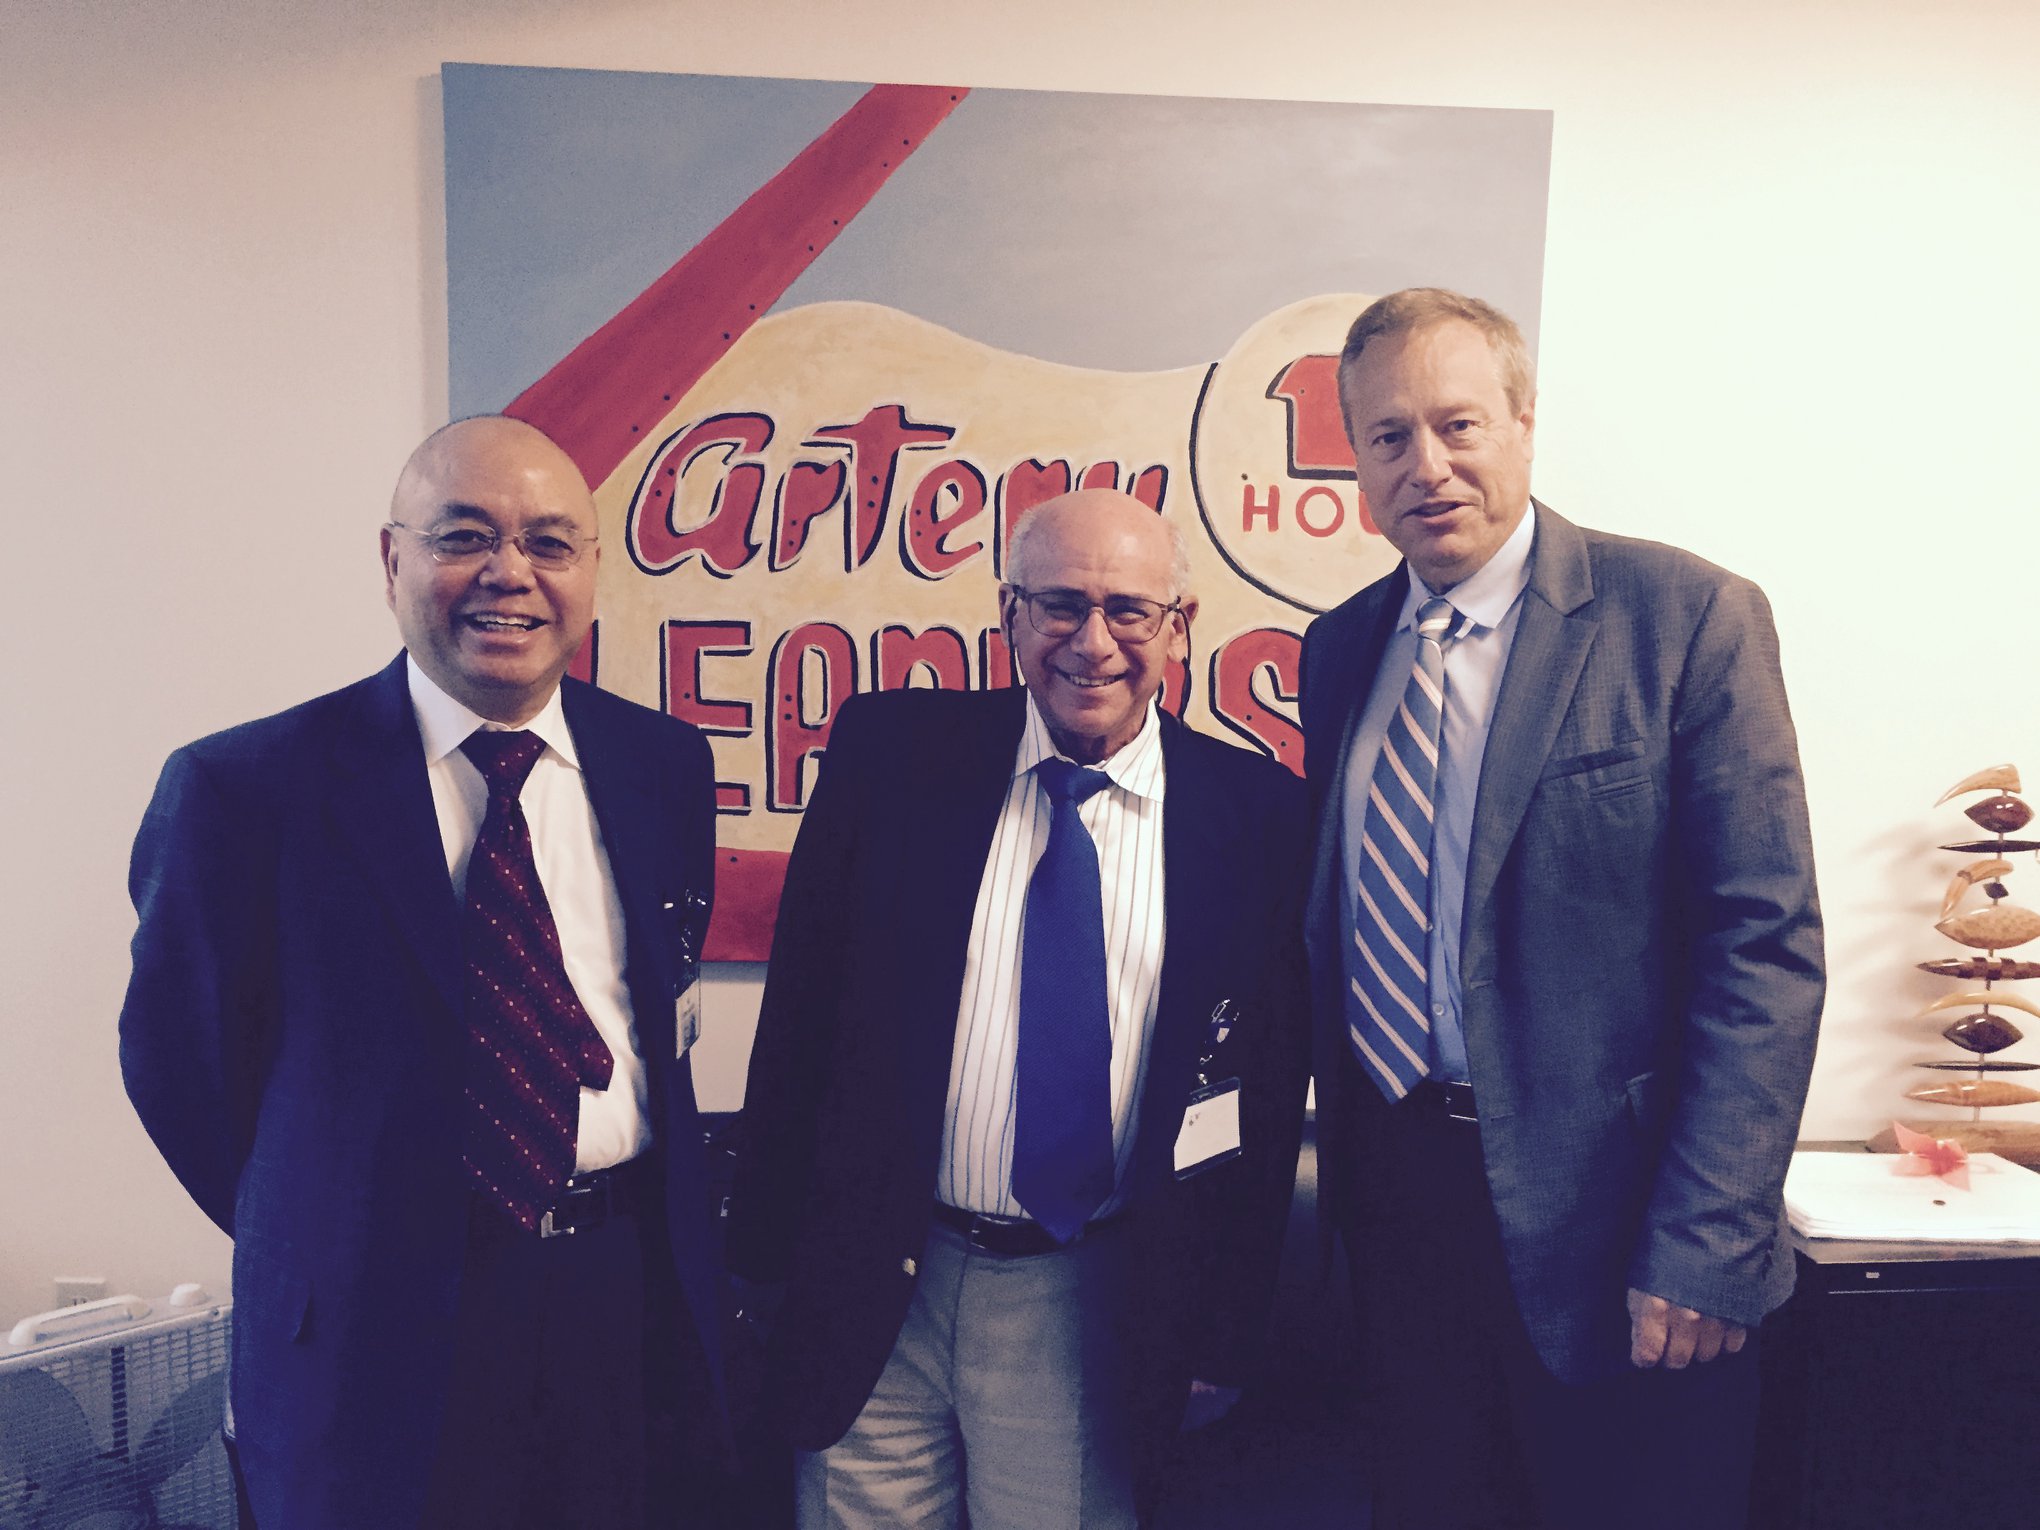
left=1783, top=1151, right=2040, bottom=1242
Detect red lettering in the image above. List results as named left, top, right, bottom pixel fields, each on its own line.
left=902, top=461, right=988, bottom=579
left=995, top=460, right=1170, bottom=571
left=568, top=620, right=598, bottom=685
left=1160, top=654, right=1190, bottom=719
left=663, top=620, right=754, bottom=813
left=807, top=405, right=955, bottom=570
left=875, top=625, right=970, bottom=691
left=662, top=620, right=754, bottom=734
left=771, top=458, right=848, bottom=571
left=1209, top=628, right=1304, bottom=776
left=1294, top=485, right=1345, bottom=538
left=1072, top=462, right=1168, bottom=510
left=766, top=623, right=858, bottom=812
left=1267, top=356, right=1359, bottom=478
left=995, top=459, right=1072, bottom=572
left=1243, top=484, right=1279, bottom=532
left=626, top=413, right=771, bottom=575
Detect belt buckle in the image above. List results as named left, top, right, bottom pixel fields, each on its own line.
left=965, top=1214, right=1008, bottom=1253
left=538, top=1172, right=608, bottom=1239
left=1441, top=1081, right=1478, bottom=1123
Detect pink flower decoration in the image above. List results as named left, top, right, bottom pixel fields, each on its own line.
left=1890, top=1121, right=1971, bottom=1189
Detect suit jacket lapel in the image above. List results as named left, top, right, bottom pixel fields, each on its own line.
left=564, top=683, right=675, bottom=1059
left=326, top=656, right=466, bottom=1017
left=1304, top=580, right=1403, bottom=957
left=1464, top=504, right=1598, bottom=923
left=1123, top=718, right=1234, bottom=1197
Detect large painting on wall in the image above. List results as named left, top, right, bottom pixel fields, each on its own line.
left=443, top=65, right=1551, bottom=959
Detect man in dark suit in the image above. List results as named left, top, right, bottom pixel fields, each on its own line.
left=724, top=488, right=1311, bottom=1528
left=1301, top=290, right=1824, bottom=1528
left=119, top=416, right=725, bottom=1529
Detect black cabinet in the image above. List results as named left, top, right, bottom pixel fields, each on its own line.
left=1753, top=1229, right=2040, bottom=1530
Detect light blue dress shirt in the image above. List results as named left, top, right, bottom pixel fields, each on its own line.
left=1338, top=511, right=1535, bottom=1083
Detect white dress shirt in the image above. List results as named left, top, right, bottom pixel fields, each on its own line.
left=406, top=657, right=651, bottom=1172
left=936, top=695, right=1168, bottom=1220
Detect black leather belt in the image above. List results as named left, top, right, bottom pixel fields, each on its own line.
left=932, top=1202, right=1099, bottom=1257
left=537, top=1161, right=644, bottom=1240
left=1409, top=1079, right=1479, bottom=1124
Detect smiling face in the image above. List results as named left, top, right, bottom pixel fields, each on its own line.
left=382, top=417, right=599, bottom=725
left=1000, top=489, right=1194, bottom=764
left=1338, top=318, right=1536, bottom=591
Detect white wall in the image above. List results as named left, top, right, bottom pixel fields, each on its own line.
left=5, top=0, right=2037, bottom=1324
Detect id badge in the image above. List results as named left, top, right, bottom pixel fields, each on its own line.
left=675, top=979, right=702, bottom=1059
left=664, top=891, right=706, bottom=1060
left=1174, top=1078, right=1243, bottom=1178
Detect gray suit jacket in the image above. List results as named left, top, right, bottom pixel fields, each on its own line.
left=1301, top=503, right=1825, bottom=1382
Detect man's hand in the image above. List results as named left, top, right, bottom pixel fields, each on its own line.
left=1179, top=1378, right=1243, bottom=1431
left=1627, top=1287, right=1747, bottom=1369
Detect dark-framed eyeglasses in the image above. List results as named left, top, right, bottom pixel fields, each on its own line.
left=386, top=522, right=595, bottom=571
left=1007, top=586, right=1182, bottom=643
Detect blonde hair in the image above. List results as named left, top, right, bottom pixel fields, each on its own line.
left=1337, top=288, right=1535, bottom=416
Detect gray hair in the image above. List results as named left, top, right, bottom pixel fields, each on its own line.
left=1336, top=288, right=1535, bottom=416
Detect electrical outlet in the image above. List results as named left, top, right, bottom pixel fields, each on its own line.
left=54, top=1275, right=107, bottom=1307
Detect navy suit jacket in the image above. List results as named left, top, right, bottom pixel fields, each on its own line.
left=1301, top=504, right=1826, bottom=1383
left=722, top=686, right=1312, bottom=1482
left=119, top=655, right=725, bottom=1528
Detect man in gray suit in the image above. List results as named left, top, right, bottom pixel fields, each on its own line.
left=1300, top=288, right=1824, bottom=1528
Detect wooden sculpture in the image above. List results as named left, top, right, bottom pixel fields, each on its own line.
left=1873, top=764, right=2040, bottom=1166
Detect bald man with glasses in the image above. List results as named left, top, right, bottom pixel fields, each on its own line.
left=724, top=488, right=1312, bottom=1528
left=121, top=416, right=727, bottom=1528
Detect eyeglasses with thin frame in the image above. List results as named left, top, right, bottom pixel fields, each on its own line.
left=1006, top=586, right=1183, bottom=643
left=385, top=521, right=596, bottom=571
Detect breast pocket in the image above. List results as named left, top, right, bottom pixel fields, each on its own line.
left=1522, top=741, right=1662, bottom=901
left=1539, top=739, right=1651, bottom=799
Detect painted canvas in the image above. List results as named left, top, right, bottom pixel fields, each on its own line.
left=443, top=65, right=1551, bottom=957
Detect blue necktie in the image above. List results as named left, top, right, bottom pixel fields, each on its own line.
left=1349, top=598, right=1471, bottom=1101
left=1012, top=758, right=1117, bottom=1243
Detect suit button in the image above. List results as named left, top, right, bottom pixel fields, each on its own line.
left=901, top=1257, right=917, bottom=1277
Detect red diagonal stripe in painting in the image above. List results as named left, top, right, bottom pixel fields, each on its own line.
left=508, top=82, right=970, bottom=486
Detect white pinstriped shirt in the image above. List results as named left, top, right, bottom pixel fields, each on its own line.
left=934, top=695, right=1168, bottom=1219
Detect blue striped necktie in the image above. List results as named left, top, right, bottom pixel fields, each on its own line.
left=1349, top=598, right=1472, bottom=1101
left=1012, top=757, right=1117, bottom=1243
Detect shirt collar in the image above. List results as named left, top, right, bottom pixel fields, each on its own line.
left=1398, top=504, right=1536, bottom=634
left=404, top=655, right=580, bottom=772
left=1015, top=691, right=1167, bottom=803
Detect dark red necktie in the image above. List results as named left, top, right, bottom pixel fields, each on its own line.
left=459, top=730, right=614, bottom=1230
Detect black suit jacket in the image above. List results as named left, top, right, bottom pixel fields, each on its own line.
left=1301, top=504, right=1825, bottom=1382
left=723, top=686, right=1311, bottom=1479
left=119, top=655, right=726, bottom=1529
